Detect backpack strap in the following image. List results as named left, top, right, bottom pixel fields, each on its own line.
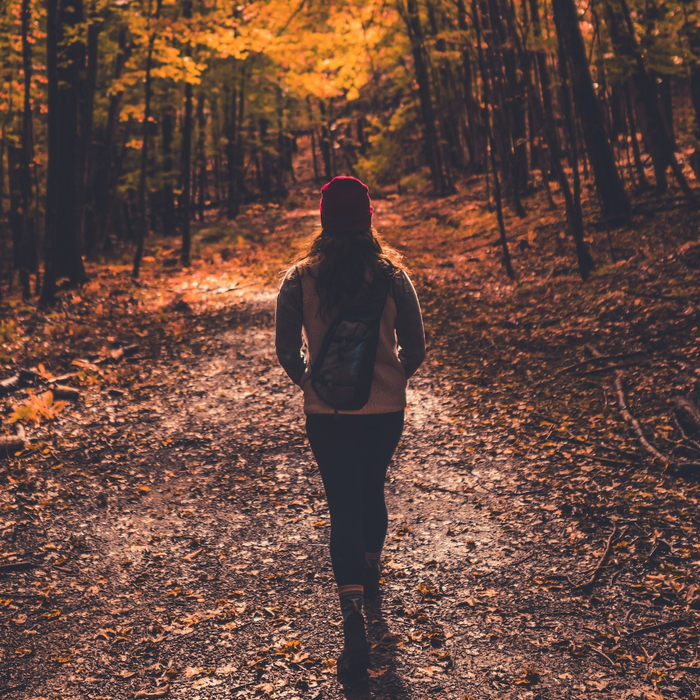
left=347, top=263, right=394, bottom=322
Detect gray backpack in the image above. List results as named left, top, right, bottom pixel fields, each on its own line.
left=311, top=266, right=393, bottom=411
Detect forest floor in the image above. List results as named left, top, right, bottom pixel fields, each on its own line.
left=1, top=168, right=700, bottom=700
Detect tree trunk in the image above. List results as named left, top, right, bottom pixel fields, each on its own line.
left=522, top=0, right=593, bottom=277
left=79, top=0, right=100, bottom=255
left=231, top=67, right=247, bottom=205
left=456, top=0, right=483, bottom=172
left=180, top=0, right=193, bottom=266
left=0, top=124, right=7, bottom=300
left=328, top=98, right=338, bottom=177
left=41, top=0, right=88, bottom=305
left=259, top=118, right=272, bottom=197
left=210, top=93, right=222, bottom=212
left=224, top=84, right=234, bottom=215
left=7, top=146, right=31, bottom=298
left=226, top=80, right=239, bottom=218
left=691, top=66, right=700, bottom=178
left=657, top=74, right=674, bottom=147
left=553, top=7, right=595, bottom=279
left=551, top=0, right=630, bottom=223
left=623, top=82, right=648, bottom=187
left=400, top=0, right=448, bottom=195
left=616, top=0, right=695, bottom=201
left=472, top=0, right=514, bottom=279
left=481, top=0, right=526, bottom=216
left=318, top=100, right=332, bottom=182
left=19, top=0, right=37, bottom=298
left=426, top=2, right=463, bottom=180
left=132, top=25, right=157, bottom=279
left=276, top=85, right=289, bottom=194
left=306, top=96, right=319, bottom=182
left=161, top=107, right=176, bottom=235
left=496, top=0, right=529, bottom=194
left=681, top=0, right=700, bottom=177
left=196, top=92, right=208, bottom=221
left=94, top=24, right=130, bottom=250
left=604, top=4, right=668, bottom=191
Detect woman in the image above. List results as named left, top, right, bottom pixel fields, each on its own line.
left=275, top=176, right=426, bottom=681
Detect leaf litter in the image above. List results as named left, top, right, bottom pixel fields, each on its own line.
left=0, top=178, right=699, bottom=699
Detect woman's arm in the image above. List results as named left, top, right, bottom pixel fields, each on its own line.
left=275, top=267, right=306, bottom=385
left=394, top=271, right=426, bottom=378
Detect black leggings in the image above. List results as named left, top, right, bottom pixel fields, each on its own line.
left=306, top=411, right=404, bottom=587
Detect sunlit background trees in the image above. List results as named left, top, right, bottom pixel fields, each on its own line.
left=1, top=0, right=699, bottom=301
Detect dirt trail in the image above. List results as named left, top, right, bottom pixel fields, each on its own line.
left=2, top=280, right=665, bottom=700
left=2, top=287, right=476, bottom=700
left=3, top=182, right=700, bottom=699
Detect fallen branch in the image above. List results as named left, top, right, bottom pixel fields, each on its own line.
left=668, top=666, right=700, bottom=675
left=582, top=344, right=700, bottom=473
left=0, top=560, right=34, bottom=574
left=626, top=618, right=691, bottom=638
left=588, top=645, right=615, bottom=666
left=557, top=351, right=648, bottom=375
left=0, top=436, right=25, bottom=459
left=0, top=375, right=20, bottom=396
left=615, top=374, right=667, bottom=465
left=674, top=398, right=700, bottom=438
left=47, top=372, right=78, bottom=385
left=52, top=385, right=81, bottom=401
left=572, top=525, right=622, bottom=591
left=580, top=454, right=634, bottom=468
left=0, top=369, right=38, bottom=396
left=578, top=360, right=651, bottom=376
left=624, top=290, right=690, bottom=302
left=673, top=415, right=700, bottom=454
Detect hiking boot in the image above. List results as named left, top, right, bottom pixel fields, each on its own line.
left=363, top=563, right=381, bottom=599
left=337, top=605, right=370, bottom=681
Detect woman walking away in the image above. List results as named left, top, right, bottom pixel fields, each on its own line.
left=275, top=176, right=426, bottom=682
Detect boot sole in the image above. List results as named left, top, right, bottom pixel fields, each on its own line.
left=337, top=651, right=371, bottom=681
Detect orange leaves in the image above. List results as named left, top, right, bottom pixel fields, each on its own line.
left=8, top=390, right=66, bottom=425
left=40, top=608, right=62, bottom=620
left=514, top=668, right=541, bottom=685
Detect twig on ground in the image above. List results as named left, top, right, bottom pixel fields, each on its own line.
left=546, top=430, right=641, bottom=464
left=668, top=666, right=700, bottom=675
left=588, top=645, right=616, bottom=666
left=0, top=435, right=26, bottom=458
left=626, top=618, right=691, bottom=638
left=581, top=455, right=634, bottom=468
left=580, top=348, right=700, bottom=473
left=623, top=289, right=692, bottom=301
left=509, top=550, right=537, bottom=567
left=596, top=440, right=642, bottom=460
left=0, top=561, right=34, bottom=574
left=572, top=525, right=623, bottom=591
left=557, top=351, right=648, bottom=375
left=578, top=360, right=651, bottom=376
left=615, top=373, right=667, bottom=465
left=672, top=416, right=700, bottom=454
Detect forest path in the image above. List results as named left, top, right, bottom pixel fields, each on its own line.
left=4, top=188, right=700, bottom=700
left=3, top=284, right=653, bottom=700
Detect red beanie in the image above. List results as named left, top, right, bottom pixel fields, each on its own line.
left=319, top=176, right=373, bottom=233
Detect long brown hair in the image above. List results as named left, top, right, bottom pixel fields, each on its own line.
left=292, top=227, right=403, bottom=318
